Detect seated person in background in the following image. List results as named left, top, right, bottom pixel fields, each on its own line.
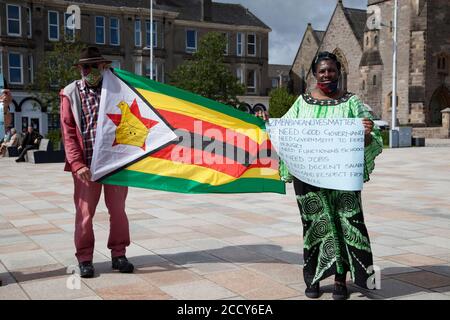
left=0, top=128, right=18, bottom=157
left=1, top=127, right=12, bottom=144
left=15, top=126, right=43, bottom=162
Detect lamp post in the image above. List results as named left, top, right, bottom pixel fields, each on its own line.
left=150, top=0, right=154, bottom=80
left=389, top=0, right=399, bottom=148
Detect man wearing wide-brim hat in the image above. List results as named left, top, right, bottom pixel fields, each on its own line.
left=60, top=46, right=134, bottom=278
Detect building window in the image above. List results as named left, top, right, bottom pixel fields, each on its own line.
left=64, top=13, right=75, bottom=41
left=95, top=16, right=105, bottom=44
left=146, top=20, right=157, bottom=48
left=186, top=29, right=197, bottom=52
left=374, top=35, right=378, bottom=46
left=8, top=53, right=23, bottom=84
left=390, top=21, right=393, bottom=33
left=110, top=18, right=120, bottom=46
left=366, top=36, right=369, bottom=47
left=236, top=67, right=244, bottom=84
left=237, top=32, right=243, bottom=56
left=135, top=19, right=142, bottom=47
left=26, top=7, right=32, bottom=38
left=134, top=60, right=142, bottom=75
left=48, top=113, right=60, bottom=131
left=145, top=61, right=159, bottom=81
left=7, top=4, right=21, bottom=36
left=111, top=60, right=121, bottom=69
left=247, top=69, right=256, bottom=93
left=28, top=55, right=33, bottom=84
left=373, top=75, right=377, bottom=86
left=221, top=33, right=228, bottom=55
left=271, top=78, right=279, bottom=89
left=153, top=21, right=158, bottom=48
left=437, top=55, right=447, bottom=71
left=362, top=80, right=365, bottom=91
left=387, top=92, right=399, bottom=111
left=48, top=11, right=59, bottom=41
left=247, top=33, right=256, bottom=56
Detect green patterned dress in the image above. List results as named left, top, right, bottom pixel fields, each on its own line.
left=280, top=92, right=383, bottom=288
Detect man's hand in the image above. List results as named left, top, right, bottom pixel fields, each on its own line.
left=0, top=89, right=12, bottom=106
left=255, top=110, right=269, bottom=121
left=76, top=166, right=92, bottom=182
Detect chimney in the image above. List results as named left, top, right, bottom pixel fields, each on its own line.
left=201, top=0, right=212, bottom=21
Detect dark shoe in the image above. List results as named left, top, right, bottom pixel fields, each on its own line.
left=15, top=158, right=25, bottom=162
left=305, top=282, right=320, bottom=299
left=79, top=261, right=95, bottom=278
left=112, top=256, right=134, bottom=273
left=332, top=282, right=349, bottom=300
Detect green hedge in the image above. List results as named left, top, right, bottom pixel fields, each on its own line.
left=380, top=130, right=390, bottom=147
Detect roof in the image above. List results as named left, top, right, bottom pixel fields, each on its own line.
left=343, top=7, right=367, bottom=47
left=65, top=0, right=270, bottom=29
left=360, top=50, right=383, bottom=66
left=313, top=30, right=325, bottom=43
left=269, top=64, right=291, bottom=78
left=167, top=0, right=270, bottom=29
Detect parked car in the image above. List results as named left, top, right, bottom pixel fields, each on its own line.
left=364, top=104, right=390, bottom=130
left=373, top=119, right=390, bottom=130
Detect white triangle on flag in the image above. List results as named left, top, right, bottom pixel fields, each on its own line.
left=91, top=69, right=177, bottom=181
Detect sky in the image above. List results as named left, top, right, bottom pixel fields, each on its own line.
left=219, top=0, right=367, bottom=65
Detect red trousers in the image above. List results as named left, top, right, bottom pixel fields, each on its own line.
left=72, top=173, right=130, bottom=263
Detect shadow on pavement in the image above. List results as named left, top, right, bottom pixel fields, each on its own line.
left=0, top=244, right=302, bottom=285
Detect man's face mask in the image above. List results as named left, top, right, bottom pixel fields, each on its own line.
left=81, top=64, right=103, bottom=87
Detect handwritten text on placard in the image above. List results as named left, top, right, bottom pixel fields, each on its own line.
left=267, top=118, right=365, bottom=191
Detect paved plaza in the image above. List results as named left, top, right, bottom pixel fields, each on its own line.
left=0, top=141, right=449, bottom=300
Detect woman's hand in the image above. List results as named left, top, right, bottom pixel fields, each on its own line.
left=362, top=118, right=374, bottom=146
left=362, top=118, right=373, bottom=136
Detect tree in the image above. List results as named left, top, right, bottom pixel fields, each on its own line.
left=170, top=32, right=245, bottom=107
left=30, top=35, right=84, bottom=115
left=28, top=34, right=83, bottom=148
left=268, top=88, right=297, bottom=118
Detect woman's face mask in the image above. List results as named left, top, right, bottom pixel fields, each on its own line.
left=81, top=64, right=104, bottom=87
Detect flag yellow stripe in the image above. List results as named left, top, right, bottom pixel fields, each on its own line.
left=137, top=89, right=268, bottom=144
left=126, top=157, right=280, bottom=186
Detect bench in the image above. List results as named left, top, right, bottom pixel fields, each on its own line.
left=6, top=146, right=19, bottom=157
left=26, top=139, right=65, bottom=163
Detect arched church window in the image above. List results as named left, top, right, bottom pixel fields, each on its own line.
left=362, top=80, right=365, bottom=91
left=437, top=53, right=448, bottom=74
left=373, top=75, right=377, bottom=86
left=374, top=35, right=378, bottom=46
left=332, top=48, right=348, bottom=92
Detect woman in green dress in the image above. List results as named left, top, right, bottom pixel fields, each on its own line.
left=279, top=52, right=383, bottom=300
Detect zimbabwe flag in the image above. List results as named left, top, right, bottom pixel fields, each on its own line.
left=90, top=69, right=285, bottom=194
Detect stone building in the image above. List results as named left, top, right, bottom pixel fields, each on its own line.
left=291, top=0, right=450, bottom=135
left=0, top=0, right=271, bottom=135
left=268, top=64, right=291, bottom=90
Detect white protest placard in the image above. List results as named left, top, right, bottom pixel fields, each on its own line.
left=267, top=118, right=365, bottom=191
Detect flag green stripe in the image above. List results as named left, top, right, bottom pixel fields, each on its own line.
left=113, top=68, right=265, bottom=129
left=102, top=170, right=286, bottom=194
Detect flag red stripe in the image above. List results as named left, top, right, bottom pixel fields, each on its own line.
left=157, top=109, right=265, bottom=157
